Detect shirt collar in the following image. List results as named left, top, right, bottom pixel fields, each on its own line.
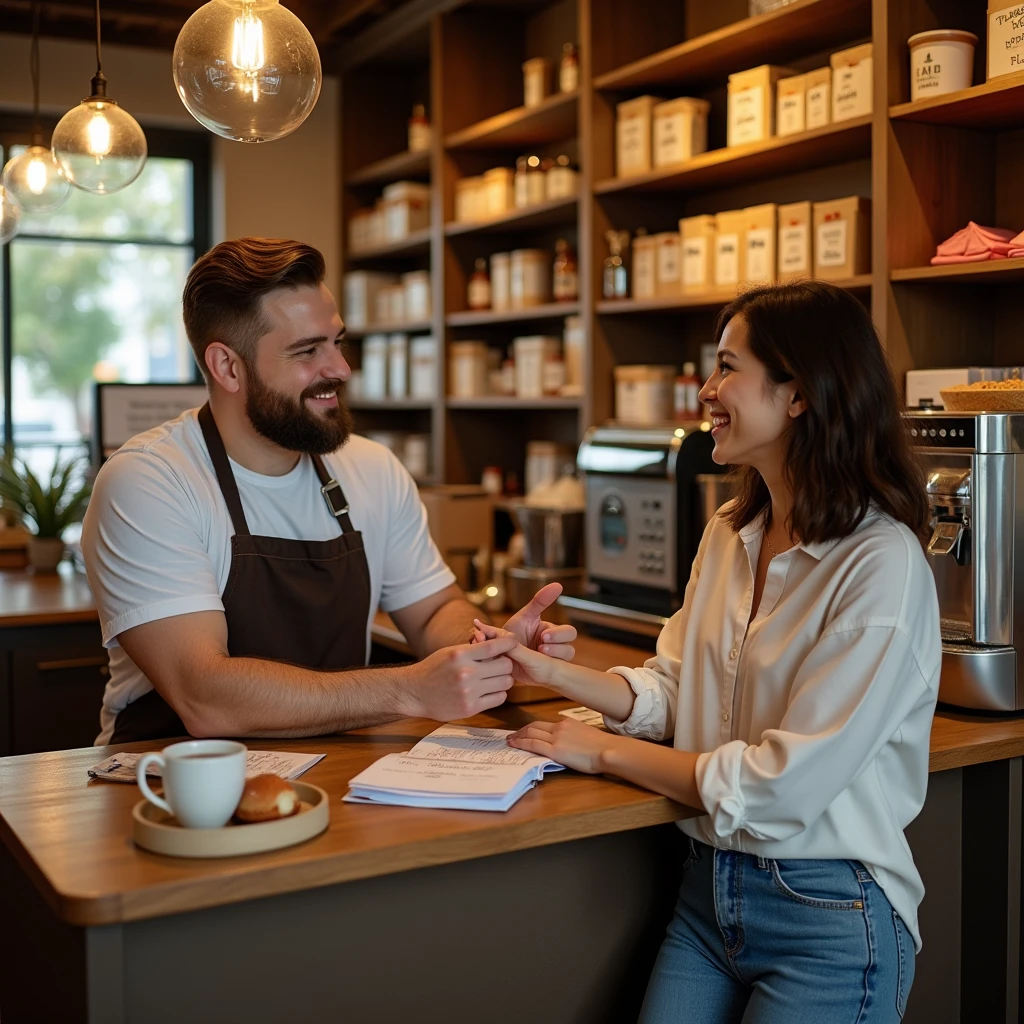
left=736, top=504, right=880, bottom=561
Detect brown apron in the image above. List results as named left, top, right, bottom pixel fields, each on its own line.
left=111, top=403, right=372, bottom=743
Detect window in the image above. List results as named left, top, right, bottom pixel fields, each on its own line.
left=0, top=116, right=210, bottom=472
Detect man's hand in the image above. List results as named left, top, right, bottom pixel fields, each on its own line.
left=473, top=619, right=559, bottom=689
left=399, top=634, right=519, bottom=722
left=493, top=582, right=577, bottom=682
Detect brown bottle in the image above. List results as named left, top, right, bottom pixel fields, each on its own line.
left=553, top=239, right=578, bottom=302
left=467, top=257, right=491, bottom=310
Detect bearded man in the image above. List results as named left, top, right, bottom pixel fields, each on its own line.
left=82, top=238, right=575, bottom=743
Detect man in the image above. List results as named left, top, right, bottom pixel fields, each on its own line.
left=82, top=237, right=576, bottom=744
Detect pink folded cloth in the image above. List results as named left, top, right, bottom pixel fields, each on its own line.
left=1008, top=229, right=1024, bottom=259
left=931, top=221, right=1017, bottom=264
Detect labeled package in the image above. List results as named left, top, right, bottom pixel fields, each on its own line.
left=455, top=177, right=485, bottom=223
left=388, top=334, right=408, bottom=399
left=513, top=336, right=561, bottom=398
left=653, top=231, right=683, bottom=297
left=510, top=248, right=552, bottom=308
left=344, top=271, right=396, bottom=330
left=615, top=365, right=676, bottom=425
left=680, top=215, right=716, bottom=294
left=491, top=252, right=511, bottom=312
left=988, top=1, right=1024, bottom=79
left=402, top=270, right=431, bottom=322
left=742, top=203, right=777, bottom=285
left=482, top=167, right=515, bottom=218
left=362, top=334, right=389, bottom=400
left=522, top=57, right=552, bottom=108
left=831, top=43, right=873, bottom=121
left=382, top=180, right=431, bottom=241
left=632, top=233, right=657, bottom=300
left=375, top=284, right=405, bottom=326
left=449, top=341, right=490, bottom=398
left=909, top=29, right=977, bottom=99
left=409, top=336, right=438, bottom=399
left=714, top=209, right=746, bottom=289
left=727, top=65, right=796, bottom=146
left=616, top=95, right=663, bottom=176
left=813, top=196, right=871, bottom=279
left=805, top=66, right=832, bottom=128
left=777, top=201, right=813, bottom=282
left=776, top=74, right=807, bottom=136
left=652, top=97, right=710, bottom=167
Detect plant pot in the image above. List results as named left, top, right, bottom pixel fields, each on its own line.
left=27, top=536, right=65, bottom=573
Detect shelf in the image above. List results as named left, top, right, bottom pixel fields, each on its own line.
left=446, top=302, right=579, bottom=326
left=346, top=150, right=431, bottom=187
left=348, top=398, right=435, bottom=411
left=594, top=0, right=870, bottom=92
left=596, top=276, right=872, bottom=314
left=444, top=196, right=578, bottom=236
left=346, top=228, right=432, bottom=262
left=444, top=91, right=578, bottom=151
left=891, top=260, right=1024, bottom=284
left=889, top=72, right=1024, bottom=131
left=594, top=115, right=871, bottom=195
left=446, top=396, right=581, bottom=410
left=345, top=320, right=433, bottom=339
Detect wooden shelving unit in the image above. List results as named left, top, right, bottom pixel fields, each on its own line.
left=335, top=0, right=1023, bottom=489
left=444, top=91, right=578, bottom=150
left=346, top=228, right=432, bottom=262
left=345, top=320, right=432, bottom=341
left=348, top=398, right=435, bottom=411
left=447, top=302, right=579, bottom=326
left=594, top=116, right=872, bottom=195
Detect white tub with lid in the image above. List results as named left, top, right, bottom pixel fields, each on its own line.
left=908, top=29, right=977, bottom=101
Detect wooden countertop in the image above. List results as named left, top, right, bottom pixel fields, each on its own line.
left=0, top=702, right=695, bottom=927
left=0, top=563, right=97, bottom=627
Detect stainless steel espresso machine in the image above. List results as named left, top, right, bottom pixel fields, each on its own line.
left=907, top=410, right=1024, bottom=711
left=560, top=424, right=727, bottom=634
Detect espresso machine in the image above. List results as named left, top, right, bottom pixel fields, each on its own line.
left=907, top=410, right=1024, bottom=711
left=559, top=424, right=727, bottom=635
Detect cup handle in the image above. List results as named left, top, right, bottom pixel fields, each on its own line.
left=136, top=754, right=172, bottom=814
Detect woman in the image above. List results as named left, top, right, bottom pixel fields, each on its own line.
left=480, top=282, right=941, bottom=1022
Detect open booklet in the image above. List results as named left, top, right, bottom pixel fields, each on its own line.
left=344, top=724, right=565, bottom=812
left=87, top=750, right=325, bottom=783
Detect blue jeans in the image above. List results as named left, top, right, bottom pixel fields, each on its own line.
left=640, top=840, right=915, bottom=1024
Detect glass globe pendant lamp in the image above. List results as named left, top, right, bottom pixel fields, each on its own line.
left=0, top=186, right=22, bottom=245
left=173, top=0, right=322, bottom=143
left=51, top=0, right=147, bottom=195
left=1, top=3, right=71, bottom=213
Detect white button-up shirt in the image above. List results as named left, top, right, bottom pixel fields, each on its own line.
left=607, top=503, right=941, bottom=949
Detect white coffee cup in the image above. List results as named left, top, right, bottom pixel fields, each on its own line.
left=137, top=739, right=247, bottom=829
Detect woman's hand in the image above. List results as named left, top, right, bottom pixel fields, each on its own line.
left=508, top=718, right=616, bottom=774
left=473, top=619, right=561, bottom=688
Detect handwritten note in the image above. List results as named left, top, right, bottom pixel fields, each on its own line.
left=87, top=750, right=325, bottom=783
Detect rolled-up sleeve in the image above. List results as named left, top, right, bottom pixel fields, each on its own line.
left=696, top=622, right=932, bottom=842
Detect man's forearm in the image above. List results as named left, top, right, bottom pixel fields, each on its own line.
left=411, top=597, right=488, bottom=658
left=181, top=655, right=416, bottom=739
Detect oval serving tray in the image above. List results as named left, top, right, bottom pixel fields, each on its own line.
left=132, top=781, right=329, bottom=858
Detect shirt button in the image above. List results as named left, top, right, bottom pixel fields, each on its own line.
left=729, top=648, right=738, bottom=660
left=722, top=712, right=730, bottom=722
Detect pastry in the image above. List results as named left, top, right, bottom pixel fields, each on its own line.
left=940, top=379, right=1024, bottom=412
left=234, top=774, right=300, bottom=823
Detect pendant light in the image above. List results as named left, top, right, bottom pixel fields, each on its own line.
left=172, top=0, right=321, bottom=143
left=2, top=2, right=71, bottom=213
left=51, top=0, right=147, bottom=195
left=0, top=186, right=22, bottom=245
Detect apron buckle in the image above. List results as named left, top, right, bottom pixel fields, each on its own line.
left=320, top=479, right=350, bottom=518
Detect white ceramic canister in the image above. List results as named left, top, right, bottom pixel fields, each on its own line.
left=908, top=29, right=978, bottom=101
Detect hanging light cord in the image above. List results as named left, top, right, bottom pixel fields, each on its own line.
left=29, top=0, right=40, bottom=139
left=89, top=0, right=107, bottom=97
left=94, top=0, right=103, bottom=74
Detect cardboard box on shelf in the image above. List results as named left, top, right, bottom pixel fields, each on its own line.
left=653, top=231, right=683, bottom=297
left=344, top=271, right=397, bottom=330
left=680, top=215, right=716, bottom=295
left=777, top=201, right=813, bottom=282
left=616, top=95, right=663, bottom=177
left=804, top=67, right=832, bottom=129
left=727, top=65, right=796, bottom=146
left=741, top=203, right=777, bottom=285
left=776, top=74, right=807, bottom=137
left=714, top=209, right=746, bottom=289
left=813, top=196, right=871, bottom=279
left=382, top=180, right=431, bottom=241
left=831, top=43, right=873, bottom=121
left=652, top=97, right=710, bottom=167
left=632, top=233, right=657, bottom=299
left=988, top=1, right=1024, bottom=79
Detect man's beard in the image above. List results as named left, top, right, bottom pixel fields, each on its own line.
left=244, top=364, right=353, bottom=455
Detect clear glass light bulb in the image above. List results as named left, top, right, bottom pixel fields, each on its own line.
left=52, top=96, right=147, bottom=195
left=0, top=186, right=22, bottom=245
left=173, top=0, right=321, bottom=143
left=2, top=144, right=71, bottom=212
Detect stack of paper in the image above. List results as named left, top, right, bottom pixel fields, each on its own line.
left=344, top=724, right=565, bottom=812
left=87, top=750, right=325, bottom=783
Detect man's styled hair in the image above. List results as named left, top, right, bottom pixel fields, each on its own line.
left=182, top=237, right=326, bottom=378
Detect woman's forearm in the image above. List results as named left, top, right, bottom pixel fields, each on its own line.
left=601, top=736, right=705, bottom=810
left=546, top=659, right=637, bottom=722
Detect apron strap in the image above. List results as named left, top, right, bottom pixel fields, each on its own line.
left=312, top=454, right=356, bottom=534
left=197, top=402, right=251, bottom=538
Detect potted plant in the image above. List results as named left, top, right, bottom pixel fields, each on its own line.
left=0, top=451, right=92, bottom=572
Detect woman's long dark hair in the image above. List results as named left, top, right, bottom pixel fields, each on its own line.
left=718, top=281, right=930, bottom=544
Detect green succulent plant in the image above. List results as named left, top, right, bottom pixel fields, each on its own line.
left=0, top=451, right=91, bottom=539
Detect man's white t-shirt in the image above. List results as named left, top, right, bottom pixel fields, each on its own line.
left=81, top=408, right=456, bottom=744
